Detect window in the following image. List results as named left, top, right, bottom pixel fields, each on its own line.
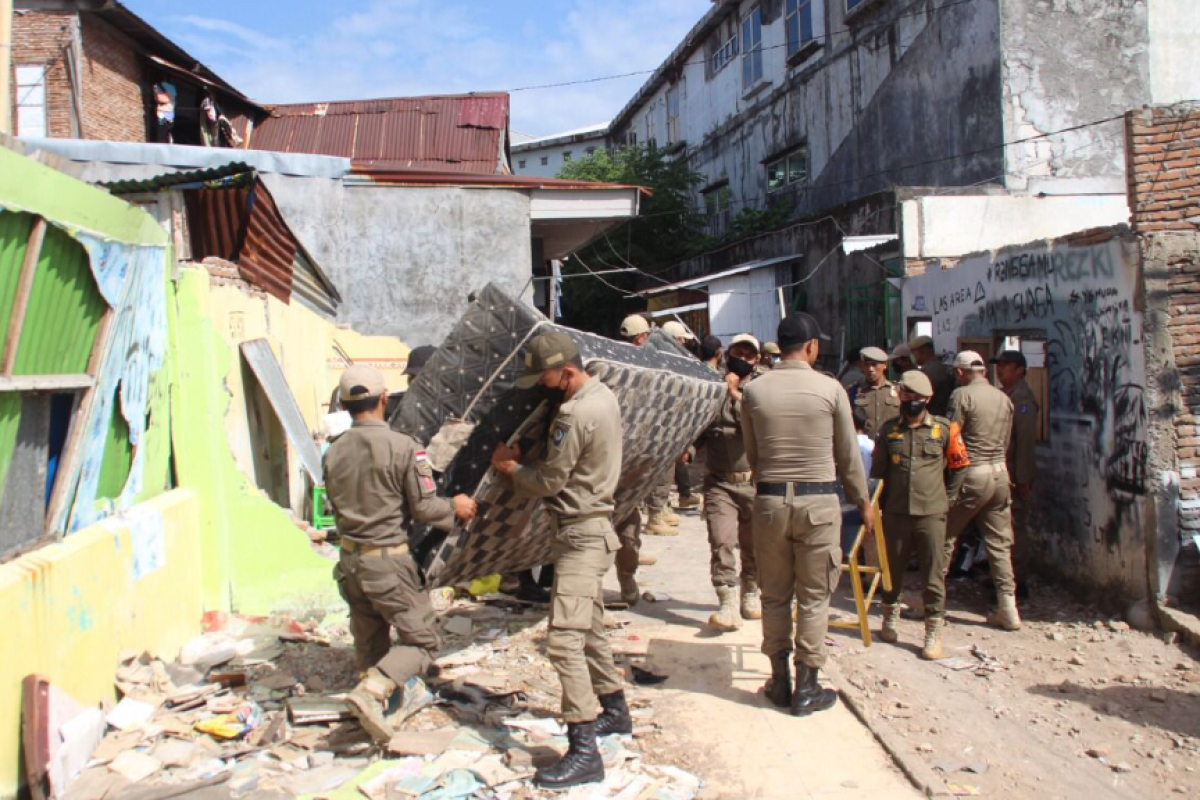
left=563, top=151, right=572, bottom=162
left=644, top=113, right=657, bottom=150
left=540, top=156, right=549, bottom=166
left=518, top=159, right=526, bottom=169
left=766, top=146, right=809, bottom=191
left=741, top=9, right=764, bottom=89
left=702, top=184, right=731, bottom=216
left=586, top=146, right=597, bottom=155
left=16, top=66, right=47, bottom=138
left=711, top=30, right=739, bottom=74
left=786, top=0, right=818, bottom=58
left=666, top=84, right=682, bottom=144
left=626, top=130, right=638, bottom=147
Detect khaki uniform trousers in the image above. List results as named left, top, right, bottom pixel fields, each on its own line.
left=752, top=491, right=842, bottom=668
left=704, top=476, right=757, bottom=587
left=334, top=549, right=440, bottom=685
left=547, top=518, right=624, bottom=723
left=881, top=513, right=947, bottom=619
left=615, top=511, right=641, bottom=576
left=1011, top=492, right=1031, bottom=587
left=945, top=465, right=1016, bottom=595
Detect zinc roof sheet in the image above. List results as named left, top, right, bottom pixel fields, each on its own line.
left=251, top=93, right=509, bottom=174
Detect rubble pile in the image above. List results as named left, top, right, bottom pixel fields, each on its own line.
left=51, top=593, right=699, bottom=800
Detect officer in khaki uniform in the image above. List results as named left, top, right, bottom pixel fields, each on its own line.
left=992, top=350, right=1039, bottom=595
left=853, top=346, right=901, bottom=438
left=871, top=371, right=970, bottom=660
left=491, top=332, right=627, bottom=789
left=742, top=314, right=873, bottom=717
left=323, top=365, right=477, bottom=743
left=696, top=333, right=762, bottom=632
left=909, top=335, right=955, bottom=416
left=943, top=351, right=1021, bottom=630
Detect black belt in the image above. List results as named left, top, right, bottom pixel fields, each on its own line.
left=756, top=481, right=839, bottom=497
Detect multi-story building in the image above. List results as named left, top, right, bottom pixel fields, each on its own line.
left=512, top=122, right=609, bottom=178
left=608, top=0, right=1194, bottom=352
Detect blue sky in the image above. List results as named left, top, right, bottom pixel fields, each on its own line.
left=123, top=0, right=712, bottom=136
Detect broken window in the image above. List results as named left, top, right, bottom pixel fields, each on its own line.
left=666, top=84, right=682, bottom=144
left=16, top=65, right=47, bottom=138
left=741, top=9, right=764, bottom=89
left=563, top=151, right=572, bottom=162
left=766, top=146, right=809, bottom=191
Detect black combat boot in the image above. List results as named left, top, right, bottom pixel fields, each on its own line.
left=533, top=720, right=605, bottom=789
left=791, top=662, right=837, bottom=717
left=764, top=652, right=792, bottom=708
left=593, top=690, right=633, bottom=736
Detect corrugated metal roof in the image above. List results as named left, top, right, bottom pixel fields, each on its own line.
left=100, top=163, right=254, bottom=195
left=251, top=93, right=509, bottom=174
left=351, top=167, right=651, bottom=194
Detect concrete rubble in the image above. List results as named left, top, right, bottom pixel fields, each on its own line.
left=53, top=592, right=700, bottom=800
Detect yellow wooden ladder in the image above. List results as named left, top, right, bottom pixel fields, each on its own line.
left=829, top=481, right=891, bottom=647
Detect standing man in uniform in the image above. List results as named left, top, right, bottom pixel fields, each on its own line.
left=909, top=335, right=955, bottom=416
left=853, top=346, right=901, bottom=437
left=890, top=343, right=914, bottom=377
left=491, top=332, right=628, bottom=789
left=696, top=334, right=762, bottom=632
left=324, top=366, right=478, bottom=743
left=943, top=351, right=1021, bottom=630
left=742, top=314, right=873, bottom=717
left=662, top=320, right=696, bottom=351
left=992, top=350, right=1039, bottom=598
left=872, top=371, right=970, bottom=659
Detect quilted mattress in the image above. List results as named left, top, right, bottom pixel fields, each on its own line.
left=391, top=283, right=724, bottom=587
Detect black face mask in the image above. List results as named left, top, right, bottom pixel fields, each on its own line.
left=901, top=399, right=927, bottom=418
left=727, top=357, right=754, bottom=379
left=536, top=384, right=566, bottom=406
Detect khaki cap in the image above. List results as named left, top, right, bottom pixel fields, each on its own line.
left=890, top=343, right=911, bottom=359
left=860, top=346, right=889, bottom=364
left=662, top=320, right=694, bottom=340
left=908, top=335, right=934, bottom=350
left=763, top=341, right=781, bottom=355
left=620, top=315, right=650, bottom=338
left=339, top=364, right=386, bottom=401
left=516, top=331, right=579, bottom=389
left=953, top=350, right=987, bottom=370
left=730, top=333, right=761, bottom=352
left=899, top=370, right=934, bottom=397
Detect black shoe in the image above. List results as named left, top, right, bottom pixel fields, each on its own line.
left=515, top=581, right=551, bottom=604
left=593, top=690, right=633, bottom=736
left=764, top=652, right=792, bottom=708
left=533, top=721, right=605, bottom=789
left=791, top=663, right=837, bottom=717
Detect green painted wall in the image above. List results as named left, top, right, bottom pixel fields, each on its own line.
left=170, top=269, right=339, bottom=615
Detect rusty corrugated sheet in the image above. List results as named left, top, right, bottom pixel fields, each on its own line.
left=239, top=182, right=295, bottom=303
left=351, top=167, right=652, bottom=195
left=251, top=93, right=508, bottom=174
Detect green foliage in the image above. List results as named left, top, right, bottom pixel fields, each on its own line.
left=726, top=197, right=793, bottom=241
left=555, top=145, right=705, bottom=335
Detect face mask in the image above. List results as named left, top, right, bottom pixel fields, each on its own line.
left=727, top=357, right=754, bottom=379
left=901, top=399, right=927, bottom=418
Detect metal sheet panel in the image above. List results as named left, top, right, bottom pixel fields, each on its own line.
left=239, top=339, right=323, bottom=483
left=0, top=211, right=34, bottom=340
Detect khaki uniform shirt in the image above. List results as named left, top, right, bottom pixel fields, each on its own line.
left=947, top=378, right=1013, bottom=465
left=854, top=379, right=900, bottom=438
left=741, top=361, right=869, bottom=506
left=871, top=414, right=965, bottom=515
left=513, top=377, right=622, bottom=518
left=1004, top=378, right=1039, bottom=484
left=698, top=390, right=751, bottom=478
left=322, top=419, right=454, bottom=546
left=920, top=358, right=956, bottom=416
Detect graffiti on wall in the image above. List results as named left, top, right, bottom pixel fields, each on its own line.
left=903, top=234, right=1146, bottom=585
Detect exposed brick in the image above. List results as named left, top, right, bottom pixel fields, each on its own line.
left=80, top=15, right=147, bottom=141
left=10, top=11, right=75, bottom=137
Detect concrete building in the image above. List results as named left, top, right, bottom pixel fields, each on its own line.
left=609, top=0, right=1195, bottom=355
left=512, top=122, right=609, bottom=178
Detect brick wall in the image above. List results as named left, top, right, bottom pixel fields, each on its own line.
left=1126, top=105, right=1200, bottom=234
left=10, top=10, right=75, bottom=138
left=79, top=14, right=147, bottom=142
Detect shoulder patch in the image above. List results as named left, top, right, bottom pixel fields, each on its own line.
left=930, top=424, right=942, bottom=439
left=414, top=450, right=436, bottom=492
left=1018, top=404, right=1028, bottom=414
left=551, top=420, right=572, bottom=449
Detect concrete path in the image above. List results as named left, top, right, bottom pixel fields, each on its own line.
left=607, top=510, right=921, bottom=800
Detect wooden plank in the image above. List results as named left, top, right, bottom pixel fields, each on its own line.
left=1, top=216, right=47, bottom=375
left=0, top=374, right=94, bottom=392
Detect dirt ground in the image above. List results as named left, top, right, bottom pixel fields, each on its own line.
left=827, top=571, right=1200, bottom=799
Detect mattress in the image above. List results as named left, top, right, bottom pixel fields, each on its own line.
left=391, top=284, right=724, bottom=587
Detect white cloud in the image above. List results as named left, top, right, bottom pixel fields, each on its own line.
left=161, top=0, right=711, bottom=136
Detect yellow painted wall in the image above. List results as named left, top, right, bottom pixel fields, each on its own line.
left=0, top=489, right=206, bottom=799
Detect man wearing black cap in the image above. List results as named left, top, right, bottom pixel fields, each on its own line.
left=742, top=314, right=873, bottom=717
left=491, top=331, right=628, bottom=789
left=992, top=349, right=1039, bottom=596
left=324, top=365, right=478, bottom=743
left=909, top=335, right=955, bottom=416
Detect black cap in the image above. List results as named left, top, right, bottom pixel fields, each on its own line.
left=777, top=313, right=830, bottom=348
left=403, top=345, right=437, bottom=377
left=699, top=334, right=723, bottom=361
left=990, top=349, right=1027, bottom=368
